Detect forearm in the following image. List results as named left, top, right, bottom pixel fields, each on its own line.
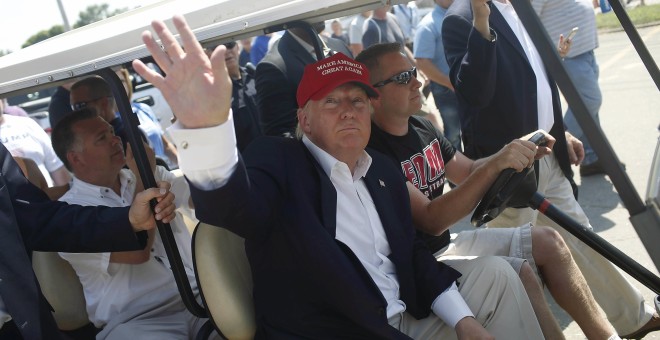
left=423, top=162, right=499, bottom=233
left=50, top=167, right=71, bottom=186
left=109, top=228, right=156, bottom=264
left=443, top=16, right=498, bottom=107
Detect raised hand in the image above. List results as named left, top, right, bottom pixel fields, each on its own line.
left=132, top=15, right=233, bottom=129
left=471, top=0, right=492, bottom=40
left=558, top=34, right=572, bottom=58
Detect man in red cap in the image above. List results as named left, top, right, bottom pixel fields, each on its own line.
left=134, top=15, right=544, bottom=339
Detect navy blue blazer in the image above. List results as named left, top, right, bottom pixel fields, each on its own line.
left=0, top=144, right=146, bottom=340
left=442, top=0, right=574, bottom=181
left=255, top=31, right=353, bottom=138
left=190, top=137, right=460, bottom=339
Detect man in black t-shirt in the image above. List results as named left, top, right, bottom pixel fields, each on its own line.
left=358, top=42, right=618, bottom=339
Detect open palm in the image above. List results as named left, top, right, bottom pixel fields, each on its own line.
left=133, top=15, right=233, bottom=129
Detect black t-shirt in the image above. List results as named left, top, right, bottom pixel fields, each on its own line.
left=368, top=116, right=456, bottom=253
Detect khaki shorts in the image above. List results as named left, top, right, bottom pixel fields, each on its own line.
left=434, top=223, right=536, bottom=276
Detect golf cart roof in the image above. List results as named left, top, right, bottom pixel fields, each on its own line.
left=0, top=0, right=392, bottom=97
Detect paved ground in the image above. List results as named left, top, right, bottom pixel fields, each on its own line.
left=433, top=24, right=660, bottom=339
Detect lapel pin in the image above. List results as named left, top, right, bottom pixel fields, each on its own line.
left=379, top=179, right=386, bottom=188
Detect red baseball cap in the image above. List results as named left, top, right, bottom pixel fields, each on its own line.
left=296, top=52, right=379, bottom=108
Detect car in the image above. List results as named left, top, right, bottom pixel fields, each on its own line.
left=6, top=87, right=57, bottom=133
left=4, top=66, right=174, bottom=133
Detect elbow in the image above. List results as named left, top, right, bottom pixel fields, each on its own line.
left=112, top=250, right=151, bottom=264
left=417, top=217, right=449, bottom=237
left=127, top=252, right=151, bottom=264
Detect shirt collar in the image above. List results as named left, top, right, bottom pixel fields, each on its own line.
left=69, top=169, right=135, bottom=200
left=492, top=0, right=514, bottom=13
left=302, top=135, right=372, bottom=181
left=434, top=3, right=447, bottom=15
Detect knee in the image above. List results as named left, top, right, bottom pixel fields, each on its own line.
left=472, top=256, right=519, bottom=281
left=518, top=262, right=542, bottom=288
left=532, top=227, right=571, bottom=262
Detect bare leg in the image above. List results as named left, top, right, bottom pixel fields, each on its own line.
left=519, top=262, right=565, bottom=339
left=532, top=226, right=616, bottom=339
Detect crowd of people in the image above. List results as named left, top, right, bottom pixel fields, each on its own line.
left=1, top=0, right=659, bottom=339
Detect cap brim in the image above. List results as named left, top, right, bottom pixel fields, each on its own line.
left=308, top=79, right=380, bottom=103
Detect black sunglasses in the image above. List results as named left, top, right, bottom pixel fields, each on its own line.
left=71, top=96, right=111, bottom=111
left=373, top=67, right=417, bottom=88
left=224, top=41, right=237, bottom=49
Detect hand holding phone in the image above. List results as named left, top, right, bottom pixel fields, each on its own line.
left=558, top=27, right=578, bottom=58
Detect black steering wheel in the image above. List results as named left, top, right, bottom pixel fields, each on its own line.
left=471, top=132, right=547, bottom=227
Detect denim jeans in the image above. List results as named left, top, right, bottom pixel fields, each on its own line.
left=431, top=82, right=462, bottom=152
left=562, top=50, right=603, bottom=165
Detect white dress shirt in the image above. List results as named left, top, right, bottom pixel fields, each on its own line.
left=493, top=0, right=554, bottom=132
left=168, top=115, right=473, bottom=327
left=58, top=167, right=197, bottom=327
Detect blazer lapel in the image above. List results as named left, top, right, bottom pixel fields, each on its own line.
left=362, top=174, right=409, bottom=263
left=302, top=145, right=337, bottom=237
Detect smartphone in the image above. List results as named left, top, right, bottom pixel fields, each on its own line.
left=566, top=27, right=579, bottom=41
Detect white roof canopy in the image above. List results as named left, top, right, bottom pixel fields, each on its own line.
left=0, top=0, right=393, bottom=96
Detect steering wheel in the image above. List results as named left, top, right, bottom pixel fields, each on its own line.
left=471, top=132, right=547, bottom=227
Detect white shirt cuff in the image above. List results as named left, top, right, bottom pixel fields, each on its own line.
left=166, top=112, right=238, bottom=190
left=431, top=282, right=474, bottom=328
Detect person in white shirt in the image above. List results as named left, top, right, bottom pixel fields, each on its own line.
left=348, top=11, right=372, bottom=56
left=50, top=108, right=208, bottom=340
left=0, top=101, right=71, bottom=187
left=132, top=15, right=546, bottom=339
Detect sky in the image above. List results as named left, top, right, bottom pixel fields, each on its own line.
left=1, top=0, right=161, bottom=52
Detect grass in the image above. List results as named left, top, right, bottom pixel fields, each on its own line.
left=596, top=3, right=660, bottom=29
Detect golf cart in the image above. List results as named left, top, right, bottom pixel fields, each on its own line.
left=0, top=0, right=658, bottom=338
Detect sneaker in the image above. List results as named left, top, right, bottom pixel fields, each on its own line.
left=580, top=160, right=606, bottom=177
left=579, top=160, right=626, bottom=177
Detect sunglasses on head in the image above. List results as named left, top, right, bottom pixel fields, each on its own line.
left=373, top=67, right=417, bottom=88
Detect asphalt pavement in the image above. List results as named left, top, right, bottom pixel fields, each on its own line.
left=442, top=24, right=660, bottom=339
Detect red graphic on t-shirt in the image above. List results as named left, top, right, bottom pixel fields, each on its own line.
left=400, top=139, right=446, bottom=197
